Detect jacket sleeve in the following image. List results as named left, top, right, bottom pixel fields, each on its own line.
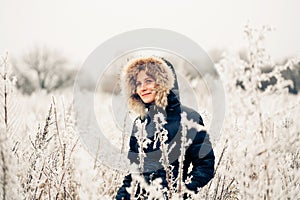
left=115, top=173, right=132, bottom=200
left=116, top=123, right=139, bottom=200
left=185, top=112, right=215, bottom=192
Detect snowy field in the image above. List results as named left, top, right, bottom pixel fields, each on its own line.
left=0, top=29, right=299, bottom=199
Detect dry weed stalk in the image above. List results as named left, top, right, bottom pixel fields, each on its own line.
left=153, top=113, right=174, bottom=199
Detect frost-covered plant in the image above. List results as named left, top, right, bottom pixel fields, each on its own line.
left=0, top=53, right=21, bottom=199
left=153, top=112, right=175, bottom=199
left=214, top=24, right=300, bottom=199
left=21, top=98, right=80, bottom=199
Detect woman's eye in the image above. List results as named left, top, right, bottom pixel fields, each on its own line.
left=146, top=79, right=153, bottom=83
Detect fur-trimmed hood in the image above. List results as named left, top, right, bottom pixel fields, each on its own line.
left=121, top=56, right=180, bottom=116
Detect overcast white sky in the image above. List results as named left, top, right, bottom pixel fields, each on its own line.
left=1, top=0, right=300, bottom=64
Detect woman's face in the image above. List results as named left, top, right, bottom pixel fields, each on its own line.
left=136, top=70, right=157, bottom=104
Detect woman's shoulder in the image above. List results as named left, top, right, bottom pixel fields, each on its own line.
left=180, top=105, right=204, bottom=126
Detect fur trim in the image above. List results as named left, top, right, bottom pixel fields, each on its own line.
left=121, top=56, right=175, bottom=116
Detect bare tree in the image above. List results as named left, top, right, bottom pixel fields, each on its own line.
left=12, top=46, right=76, bottom=94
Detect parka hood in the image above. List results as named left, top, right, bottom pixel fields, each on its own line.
left=121, top=56, right=180, bottom=116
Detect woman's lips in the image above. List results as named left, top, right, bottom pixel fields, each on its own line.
left=142, top=93, right=151, bottom=96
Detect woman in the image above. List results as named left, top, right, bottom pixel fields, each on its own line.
left=116, top=57, right=215, bottom=199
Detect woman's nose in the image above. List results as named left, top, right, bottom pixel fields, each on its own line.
left=140, top=83, right=147, bottom=91
left=139, top=82, right=148, bottom=90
